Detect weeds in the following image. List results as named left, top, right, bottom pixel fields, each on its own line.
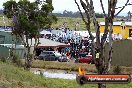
left=113, top=66, right=122, bottom=74
left=12, top=54, right=23, bottom=67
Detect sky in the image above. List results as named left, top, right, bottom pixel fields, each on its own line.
left=0, top=0, right=132, bottom=15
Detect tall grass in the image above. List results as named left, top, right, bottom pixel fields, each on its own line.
left=32, top=60, right=97, bottom=73
left=31, top=60, right=132, bottom=74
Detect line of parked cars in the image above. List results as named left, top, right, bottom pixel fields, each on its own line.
left=38, top=50, right=94, bottom=64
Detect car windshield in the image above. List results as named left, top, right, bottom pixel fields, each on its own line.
left=54, top=52, right=62, bottom=57
left=79, top=53, right=87, bottom=57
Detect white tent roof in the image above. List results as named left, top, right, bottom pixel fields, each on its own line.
left=100, top=22, right=132, bottom=26
left=28, top=38, right=70, bottom=48
left=0, top=44, right=24, bottom=49
left=40, top=30, right=52, bottom=35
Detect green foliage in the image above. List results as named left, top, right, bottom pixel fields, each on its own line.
left=46, top=0, right=52, bottom=4
left=12, top=54, right=23, bottom=67
left=3, top=0, right=17, bottom=18
left=3, top=0, right=57, bottom=69
left=3, top=0, right=57, bottom=38
left=41, top=3, right=54, bottom=13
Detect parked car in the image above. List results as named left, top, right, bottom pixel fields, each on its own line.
left=38, top=51, right=69, bottom=62
left=38, top=51, right=61, bottom=61
left=78, top=55, right=93, bottom=64
left=79, top=52, right=88, bottom=57
left=58, top=54, right=70, bottom=62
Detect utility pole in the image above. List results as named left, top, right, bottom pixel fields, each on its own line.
left=127, top=11, right=132, bottom=21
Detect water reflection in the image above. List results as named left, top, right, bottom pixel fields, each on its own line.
left=32, top=69, right=77, bottom=80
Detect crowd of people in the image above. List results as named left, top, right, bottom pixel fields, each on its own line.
left=40, top=28, right=93, bottom=59
left=39, top=27, right=124, bottom=60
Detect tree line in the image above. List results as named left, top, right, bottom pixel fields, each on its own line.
left=53, top=10, right=104, bottom=18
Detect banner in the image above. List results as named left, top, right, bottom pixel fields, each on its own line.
left=76, top=74, right=131, bottom=85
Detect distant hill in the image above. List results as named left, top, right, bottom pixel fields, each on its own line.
left=52, top=10, right=104, bottom=18
left=53, top=10, right=129, bottom=18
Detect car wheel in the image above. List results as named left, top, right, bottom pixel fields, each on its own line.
left=43, top=58, right=46, bottom=61
left=67, top=59, right=70, bottom=62
left=91, top=60, right=95, bottom=64
left=55, top=57, right=59, bottom=61
left=88, top=62, right=91, bottom=64
left=40, top=57, right=43, bottom=60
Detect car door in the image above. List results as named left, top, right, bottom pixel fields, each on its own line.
left=50, top=54, right=57, bottom=61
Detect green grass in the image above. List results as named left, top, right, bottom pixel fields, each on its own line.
left=51, top=17, right=105, bottom=30
left=0, top=15, right=105, bottom=30
left=0, top=15, right=11, bottom=26
left=0, top=61, right=132, bottom=88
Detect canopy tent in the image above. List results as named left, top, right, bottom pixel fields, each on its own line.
left=28, top=38, right=70, bottom=48
left=40, top=30, right=52, bottom=35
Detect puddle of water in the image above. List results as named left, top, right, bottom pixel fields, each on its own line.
left=32, top=69, right=77, bottom=80
left=43, top=71, right=76, bottom=80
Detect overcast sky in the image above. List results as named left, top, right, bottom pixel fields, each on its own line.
left=0, top=0, right=131, bottom=14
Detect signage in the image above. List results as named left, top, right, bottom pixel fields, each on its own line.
left=129, top=29, right=132, bottom=37
left=76, top=74, right=131, bottom=85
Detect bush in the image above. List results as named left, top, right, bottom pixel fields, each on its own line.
left=12, top=55, right=23, bottom=67
left=0, top=57, right=7, bottom=62
left=113, top=66, right=122, bottom=74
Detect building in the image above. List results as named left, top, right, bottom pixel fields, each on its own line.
left=100, top=22, right=132, bottom=39
left=0, top=30, right=21, bottom=44
left=0, top=44, right=25, bottom=59
left=0, top=30, right=24, bottom=59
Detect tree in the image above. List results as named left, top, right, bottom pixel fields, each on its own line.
left=3, top=0, right=57, bottom=70
left=74, top=0, right=131, bottom=88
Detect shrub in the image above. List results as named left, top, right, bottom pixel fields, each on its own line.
left=0, top=57, right=7, bottom=63
left=12, top=54, right=23, bottom=67
left=113, top=66, right=122, bottom=74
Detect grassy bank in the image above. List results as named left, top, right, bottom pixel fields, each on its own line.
left=0, top=61, right=132, bottom=88
left=31, top=60, right=132, bottom=74
left=32, top=60, right=97, bottom=73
